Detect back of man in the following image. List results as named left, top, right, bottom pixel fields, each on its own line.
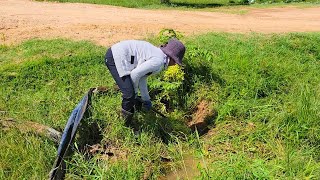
left=111, top=40, right=166, bottom=77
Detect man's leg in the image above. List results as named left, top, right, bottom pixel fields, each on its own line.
left=105, top=49, right=135, bottom=124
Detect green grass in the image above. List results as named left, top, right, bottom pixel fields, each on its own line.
left=36, top=0, right=230, bottom=8
left=1, top=32, right=320, bottom=179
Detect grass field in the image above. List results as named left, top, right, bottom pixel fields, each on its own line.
left=1, top=32, right=320, bottom=179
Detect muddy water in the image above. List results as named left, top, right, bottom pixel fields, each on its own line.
left=161, top=156, right=206, bottom=180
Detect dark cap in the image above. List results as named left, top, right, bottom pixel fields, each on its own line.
left=160, top=38, right=186, bottom=66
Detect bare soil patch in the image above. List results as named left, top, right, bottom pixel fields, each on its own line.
left=187, top=100, right=216, bottom=134
left=1, top=0, right=320, bottom=46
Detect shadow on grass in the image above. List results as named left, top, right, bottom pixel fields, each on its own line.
left=137, top=108, right=218, bottom=144
left=136, top=112, right=190, bottom=144
left=77, top=119, right=104, bottom=150
left=167, top=2, right=225, bottom=8
left=184, top=60, right=225, bottom=87
left=188, top=112, right=217, bottom=136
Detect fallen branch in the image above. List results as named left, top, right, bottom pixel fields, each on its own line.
left=0, top=118, right=61, bottom=144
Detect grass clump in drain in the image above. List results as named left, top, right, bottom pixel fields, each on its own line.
left=1, top=32, right=320, bottom=179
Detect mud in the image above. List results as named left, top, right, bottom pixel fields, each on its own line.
left=159, top=155, right=207, bottom=180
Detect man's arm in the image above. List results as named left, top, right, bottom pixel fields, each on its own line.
left=130, top=59, right=162, bottom=101
left=138, top=76, right=150, bottom=101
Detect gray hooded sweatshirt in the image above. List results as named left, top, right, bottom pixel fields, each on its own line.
left=111, top=40, right=168, bottom=101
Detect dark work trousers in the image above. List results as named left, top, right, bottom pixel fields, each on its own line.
left=105, top=48, right=135, bottom=113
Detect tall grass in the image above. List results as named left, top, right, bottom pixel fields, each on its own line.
left=1, top=32, right=320, bottom=179
left=183, top=33, right=320, bottom=179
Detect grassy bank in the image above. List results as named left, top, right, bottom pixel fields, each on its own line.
left=1, top=32, right=320, bottom=179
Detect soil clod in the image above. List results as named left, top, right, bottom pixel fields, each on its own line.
left=187, top=100, right=216, bottom=135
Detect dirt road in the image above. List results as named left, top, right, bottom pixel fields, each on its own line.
left=1, top=0, right=320, bottom=46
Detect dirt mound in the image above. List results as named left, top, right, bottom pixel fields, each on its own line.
left=187, top=100, right=216, bottom=135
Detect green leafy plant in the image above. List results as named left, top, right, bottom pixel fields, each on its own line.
left=150, top=65, right=185, bottom=113
left=157, top=29, right=184, bottom=44
left=147, top=29, right=186, bottom=113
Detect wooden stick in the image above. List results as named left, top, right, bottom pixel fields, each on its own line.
left=1, top=118, right=61, bottom=144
